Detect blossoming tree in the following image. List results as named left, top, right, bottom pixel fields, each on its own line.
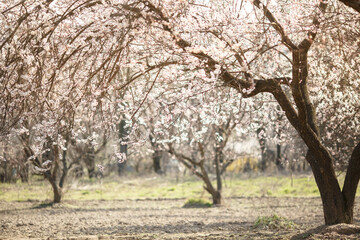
left=1, top=0, right=359, bottom=224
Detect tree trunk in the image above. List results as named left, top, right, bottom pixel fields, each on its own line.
left=44, top=163, right=62, bottom=203
left=212, top=190, right=221, bottom=205
left=118, top=119, right=129, bottom=175
left=149, top=134, right=162, bottom=173
left=256, top=127, right=267, bottom=171
left=306, top=150, right=349, bottom=224
left=59, top=138, right=70, bottom=188
left=205, top=183, right=222, bottom=205
left=275, top=107, right=284, bottom=171
left=86, top=146, right=96, bottom=178
left=342, top=142, right=360, bottom=223
left=48, top=177, right=62, bottom=203
left=199, top=161, right=222, bottom=205
left=273, top=87, right=359, bottom=224
left=42, top=139, right=62, bottom=203
left=213, top=127, right=224, bottom=204
left=271, top=48, right=358, bottom=224
left=214, top=146, right=223, bottom=195
left=275, top=143, right=283, bottom=171
left=0, top=160, right=14, bottom=183
left=153, top=149, right=162, bottom=173
left=19, top=163, right=29, bottom=183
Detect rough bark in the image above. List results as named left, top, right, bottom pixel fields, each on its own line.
left=306, top=150, right=349, bottom=224
left=338, top=0, right=360, bottom=13
left=342, top=142, right=360, bottom=223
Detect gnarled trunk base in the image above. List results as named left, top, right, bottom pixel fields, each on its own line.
left=211, top=191, right=221, bottom=205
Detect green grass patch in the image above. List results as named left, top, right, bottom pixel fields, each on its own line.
left=224, top=175, right=321, bottom=197
left=0, top=174, right=359, bottom=202
left=182, top=198, right=212, bottom=208
left=0, top=181, right=51, bottom=202
left=253, top=214, right=298, bottom=229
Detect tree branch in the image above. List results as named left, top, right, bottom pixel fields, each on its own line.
left=252, top=0, right=297, bottom=51
left=220, top=159, right=234, bottom=175
left=123, top=1, right=283, bottom=98
left=338, top=0, right=360, bottom=13
left=167, top=144, right=205, bottom=181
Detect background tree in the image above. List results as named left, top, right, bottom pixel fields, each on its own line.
left=134, top=81, right=249, bottom=204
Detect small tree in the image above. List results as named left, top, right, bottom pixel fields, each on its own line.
left=138, top=90, right=245, bottom=204
left=167, top=120, right=237, bottom=205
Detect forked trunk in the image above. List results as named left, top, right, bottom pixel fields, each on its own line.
left=199, top=163, right=222, bottom=205
left=308, top=142, right=360, bottom=225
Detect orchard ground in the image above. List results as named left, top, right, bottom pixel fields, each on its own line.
left=1, top=174, right=360, bottom=239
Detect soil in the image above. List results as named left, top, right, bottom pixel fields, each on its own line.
left=0, top=197, right=359, bottom=239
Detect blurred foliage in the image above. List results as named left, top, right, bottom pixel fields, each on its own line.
left=227, top=156, right=259, bottom=172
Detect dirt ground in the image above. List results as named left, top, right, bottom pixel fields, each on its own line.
left=0, top=197, right=360, bottom=240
